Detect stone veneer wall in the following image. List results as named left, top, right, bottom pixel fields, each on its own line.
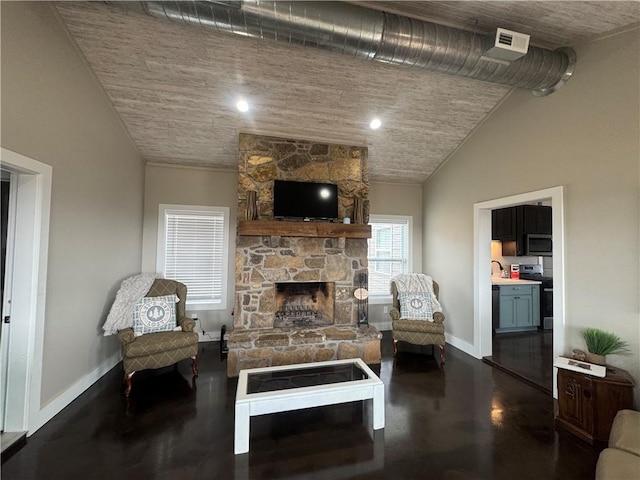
left=237, top=133, right=369, bottom=222
left=235, top=236, right=368, bottom=329
left=235, top=133, right=370, bottom=331
left=229, top=133, right=380, bottom=376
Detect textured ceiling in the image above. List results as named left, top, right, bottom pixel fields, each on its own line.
left=56, top=1, right=640, bottom=184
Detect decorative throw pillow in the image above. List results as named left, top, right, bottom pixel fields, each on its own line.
left=133, top=294, right=179, bottom=336
left=398, top=291, right=434, bottom=321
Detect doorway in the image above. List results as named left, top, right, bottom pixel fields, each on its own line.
left=0, top=148, right=52, bottom=440
left=1, top=173, right=14, bottom=433
left=473, top=187, right=565, bottom=398
left=486, top=203, right=554, bottom=393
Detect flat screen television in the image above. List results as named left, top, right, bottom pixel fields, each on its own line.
left=273, top=180, right=339, bottom=221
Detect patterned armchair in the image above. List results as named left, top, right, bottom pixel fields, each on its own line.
left=389, top=279, right=446, bottom=365
left=117, top=279, right=199, bottom=396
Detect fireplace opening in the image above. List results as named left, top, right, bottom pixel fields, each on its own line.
left=274, top=282, right=335, bottom=328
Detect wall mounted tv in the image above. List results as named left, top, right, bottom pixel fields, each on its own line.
left=273, top=180, right=339, bottom=221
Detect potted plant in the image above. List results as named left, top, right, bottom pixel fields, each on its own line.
left=582, top=328, right=629, bottom=365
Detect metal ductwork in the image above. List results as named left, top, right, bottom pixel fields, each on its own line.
left=112, top=0, right=576, bottom=96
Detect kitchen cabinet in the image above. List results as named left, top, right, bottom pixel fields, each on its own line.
left=493, top=205, right=552, bottom=255
left=555, top=367, right=634, bottom=446
left=518, top=205, right=552, bottom=235
left=491, top=208, right=516, bottom=241
left=496, top=284, right=540, bottom=332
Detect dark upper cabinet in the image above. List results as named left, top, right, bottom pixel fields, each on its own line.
left=491, top=208, right=516, bottom=241
left=493, top=205, right=552, bottom=255
left=519, top=205, right=552, bottom=235
left=537, top=206, right=552, bottom=234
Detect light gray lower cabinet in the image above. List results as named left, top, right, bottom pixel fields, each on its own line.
left=496, top=284, right=540, bottom=333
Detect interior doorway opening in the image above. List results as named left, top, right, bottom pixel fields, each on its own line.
left=473, top=186, right=565, bottom=398
left=1, top=172, right=14, bottom=436
left=0, top=148, right=52, bottom=445
left=485, top=201, right=554, bottom=393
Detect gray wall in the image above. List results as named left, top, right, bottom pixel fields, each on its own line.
left=141, top=164, right=237, bottom=337
left=368, top=181, right=423, bottom=328
left=1, top=3, right=144, bottom=406
left=422, top=28, right=639, bottom=404
left=141, top=173, right=422, bottom=332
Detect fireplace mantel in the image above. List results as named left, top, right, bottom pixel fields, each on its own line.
left=237, top=220, right=371, bottom=239
left=231, top=134, right=379, bottom=377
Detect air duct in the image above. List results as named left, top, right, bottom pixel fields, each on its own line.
left=481, top=28, right=530, bottom=65
left=111, top=1, right=576, bottom=96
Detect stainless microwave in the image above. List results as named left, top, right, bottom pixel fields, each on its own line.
left=525, top=234, right=552, bottom=256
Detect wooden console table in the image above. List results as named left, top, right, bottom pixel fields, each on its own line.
left=555, top=366, right=634, bottom=446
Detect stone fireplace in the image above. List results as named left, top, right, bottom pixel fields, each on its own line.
left=274, top=282, right=334, bottom=328
left=226, top=134, right=382, bottom=377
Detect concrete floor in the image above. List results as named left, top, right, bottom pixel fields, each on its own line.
left=485, top=330, right=554, bottom=394
left=2, top=333, right=599, bottom=480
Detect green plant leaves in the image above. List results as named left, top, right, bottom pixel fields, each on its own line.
left=583, top=328, right=630, bottom=356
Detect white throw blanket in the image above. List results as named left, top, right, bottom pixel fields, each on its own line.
left=102, top=273, right=158, bottom=335
left=390, top=273, right=443, bottom=313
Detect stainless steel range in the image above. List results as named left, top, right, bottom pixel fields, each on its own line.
left=519, top=264, right=553, bottom=330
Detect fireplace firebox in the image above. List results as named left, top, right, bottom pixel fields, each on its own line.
left=274, top=282, right=335, bottom=328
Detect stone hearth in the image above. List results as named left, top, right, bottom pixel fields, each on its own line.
left=227, top=134, right=381, bottom=377
left=227, top=325, right=381, bottom=375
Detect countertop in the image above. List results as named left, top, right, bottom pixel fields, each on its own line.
left=492, top=277, right=542, bottom=285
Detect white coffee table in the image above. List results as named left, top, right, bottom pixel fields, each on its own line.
left=234, top=358, right=385, bottom=454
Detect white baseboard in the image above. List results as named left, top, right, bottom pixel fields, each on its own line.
left=370, top=321, right=392, bottom=331
left=30, top=329, right=229, bottom=435
left=30, top=351, right=121, bottom=436
left=445, top=333, right=479, bottom=359
left=26, top=331, right=476, bottom=436
left=373, top=324, right=477, bottom=358
left=198, top=331, right=227, bottom=342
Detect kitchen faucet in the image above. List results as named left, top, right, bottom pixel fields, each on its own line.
left=491, top=260, right=504, bottom=274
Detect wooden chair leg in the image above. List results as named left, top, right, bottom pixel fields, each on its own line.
left=191, top=355, right=199, bottom=377
left=439, top=344, right=446, bottom=366
left=393, top=339, right=398, bottom=356
left=124, top=372, right=135, bottom=397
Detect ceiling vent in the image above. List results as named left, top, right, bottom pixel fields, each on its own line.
left=481, top=28, right=531, bottom=65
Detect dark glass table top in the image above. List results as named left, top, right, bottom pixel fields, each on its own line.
left=246, top=362, right=368, bottom=394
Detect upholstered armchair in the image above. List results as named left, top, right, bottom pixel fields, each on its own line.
left=389, top=278, right=446, bottom=365
left=117, top=279, right=199, bottom=396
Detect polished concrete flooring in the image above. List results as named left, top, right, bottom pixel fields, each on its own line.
left=485, top=330, right=554, bottom=394
left=2, top=333, right=599, bottom=480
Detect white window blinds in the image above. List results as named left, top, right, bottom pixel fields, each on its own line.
left=367, top=217, right=410, bottom=297
left=158, top=205, right=229, bottom=309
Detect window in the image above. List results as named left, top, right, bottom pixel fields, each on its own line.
left=367, top=215, right=411, bottom=301
left=157, top=205, right=229, bottom=310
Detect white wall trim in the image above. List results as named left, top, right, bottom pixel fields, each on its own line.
left=473, top=186, right=565, bottom=398
left=198, top=331, right=224, bottom=342
left=445, top=333, right=476, bottom=358
left=156, top=204, right=230, bottom=311
left=0, top=148, right=52, bottom=434
left=368, top=214, right=414, bottom=301
left=372, top=321, right=392, bottom=331
left=31, top=352, right=120, bottom=434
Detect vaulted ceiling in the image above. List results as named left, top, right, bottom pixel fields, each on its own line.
left=55, top=1, right=639, bottom=184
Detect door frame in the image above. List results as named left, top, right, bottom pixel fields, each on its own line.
left=0, top=148, right=52, bottom=433
left=473, top=186, right=565, bottom=397
left=1, top=171, right=18, bottom=431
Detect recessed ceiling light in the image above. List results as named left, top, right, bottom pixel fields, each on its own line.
left=236, top=98, right=249, bottom=112
left=369, top=117, right=382, bottom=130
